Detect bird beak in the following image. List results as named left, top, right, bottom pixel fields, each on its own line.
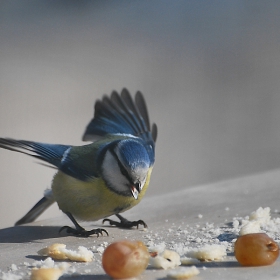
left=131, top=186, right=139, bottom=200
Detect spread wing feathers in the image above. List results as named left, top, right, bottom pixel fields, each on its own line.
left=82, top=88, right=157, bottom=143
left=151, top=123, right=158, bottom=144
left=0, top=138, right=70, bottom=168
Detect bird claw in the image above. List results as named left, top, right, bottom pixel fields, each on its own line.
left=103, top=217, right=147, bottom=229
left=59, top=226, right=108, bottom=237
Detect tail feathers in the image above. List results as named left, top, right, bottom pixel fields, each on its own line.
left=15, top=191, right=55, bottom=226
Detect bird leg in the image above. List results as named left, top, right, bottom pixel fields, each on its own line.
left=103, top=213, right=147, bottom=229
left=59, top=212, right=108, bottom=237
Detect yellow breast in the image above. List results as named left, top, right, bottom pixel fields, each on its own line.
left=51, top=168, right=152, bottom=221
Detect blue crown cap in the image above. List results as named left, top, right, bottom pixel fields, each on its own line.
left=117, top=139, right=152, bottom=169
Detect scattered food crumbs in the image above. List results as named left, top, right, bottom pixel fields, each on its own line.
left=2, top=206, right=280, bottom=279
left=37, top=244, right=93, bottom=262
left=167, top=266, right=200, bottom=279
left=0, top=272, right=22, bottom=280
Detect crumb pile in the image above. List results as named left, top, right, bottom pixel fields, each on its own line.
left=146, top=207, right=280, bottom=257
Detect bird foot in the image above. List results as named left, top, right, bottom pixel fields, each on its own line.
left=103, top=214, right=147, bottom=229
left=59, top=226, right=108, bottom=237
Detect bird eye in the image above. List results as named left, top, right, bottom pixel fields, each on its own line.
left=135, top=182, right=141, bottom=192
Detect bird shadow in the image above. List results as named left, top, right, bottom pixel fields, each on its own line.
left=0, top=222, right=140, bottom=243
left=0, top=225, right=63, bottom=243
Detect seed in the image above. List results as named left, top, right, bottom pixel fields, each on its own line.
left=102, top=240, right=149, bottom=279
left=234, top=233, right=279, bottom=266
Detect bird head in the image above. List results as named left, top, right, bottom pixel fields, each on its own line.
left=102, top=138, right=151, bottom=199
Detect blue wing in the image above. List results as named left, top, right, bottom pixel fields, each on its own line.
left=0, top=138, right=70, bottom=168
left=82, top=88, right=157, bottom=145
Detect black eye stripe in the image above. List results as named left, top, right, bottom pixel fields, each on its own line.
left=110, top=148, right=134, bottom=185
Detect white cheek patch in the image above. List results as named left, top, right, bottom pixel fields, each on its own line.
left=102, top=151, right=129, bottom=193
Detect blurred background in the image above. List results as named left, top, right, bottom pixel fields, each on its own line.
left=1, top=1, right=280, bottom=228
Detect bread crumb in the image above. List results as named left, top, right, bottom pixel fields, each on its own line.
left=180, top=257, right=200, bottom=265
left=32, top=258, right=55, bottom=269
left=237, top=207, right=276, bottom=235
left=30, top=268, right=63, bottom=280
left=239, top=221, right=261, bottom=235
left=186, top=244, right=226, bottom=261
left=167, top=266, right=200, bottom=279
left=249, top=207, right=270, bottom=225
left=149, top=249, right=181, bottom=269
left=38, top=244, right=93, bottom=262
left=96, top=246, right=104, bottom=254
left=232, top=219, right=240, bottom=229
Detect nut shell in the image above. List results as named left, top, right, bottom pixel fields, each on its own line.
left=102, top=240, right=149, bottom=279
left=234, top=233, right=279, bottom=266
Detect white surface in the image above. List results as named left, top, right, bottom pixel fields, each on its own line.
left=1, top=169, right=280, bottom=279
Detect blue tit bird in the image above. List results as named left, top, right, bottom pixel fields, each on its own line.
left=0, top=88, right=157, bottom=237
